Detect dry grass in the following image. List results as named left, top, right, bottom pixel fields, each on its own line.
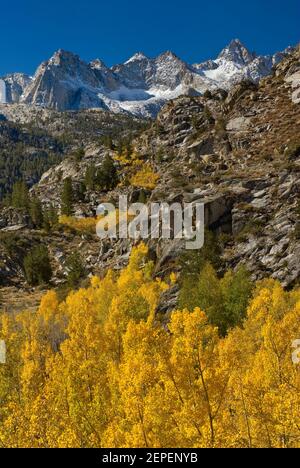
left=0, top=286, right=45, bottom=313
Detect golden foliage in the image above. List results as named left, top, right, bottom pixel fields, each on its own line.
left=130, top=163, right=160, bottom=190
left=59, top=215, right=99, bottom=233
left=114, top=150, right=142, bottom=168
left=113, top=149, right=159, bottom=189
left=0, top=248, right=300, bottom=448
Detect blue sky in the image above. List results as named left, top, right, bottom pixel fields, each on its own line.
left=0, top=0, right=299, bottom=76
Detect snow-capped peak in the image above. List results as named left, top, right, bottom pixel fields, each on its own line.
left=124, top=52, right=149, bottom=64
left=217, top=39, right=256, bottom=65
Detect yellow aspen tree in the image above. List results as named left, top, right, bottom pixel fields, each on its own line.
left=246, top=298, right=300, bottom=447
left=219, top=281, right=300, bottom=448
left=104, top=243, right=167, bottom=361
left=103, top=320, right=167, bottom=448
left=2, top=291, right=64, bottom=447
left=157, top=308, right=228, bottom=448
left=43, top=287, right=110, bottom=447
left=0, top=312, right=26, bottom=447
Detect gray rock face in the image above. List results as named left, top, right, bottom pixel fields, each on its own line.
left=226, top=117, right=252, bottom=132
left=285, top=70, right=300, bottom=104
left=1, top=73, right=32, bottom=103
left=21, top=50, right=111, bottom=111
left=112, top=53, right=156, bottom=89
left=0, top=40, right=293, bottom=118
left=113, top=50, right=205, bottom=93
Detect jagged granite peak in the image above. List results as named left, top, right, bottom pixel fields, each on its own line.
left=112, top=53, right=154, bottom=89
left=156, top=50, right=180, bottom=60
left=217, top=38, right=256, bottom=65
left=49, top=48, right=81, bottom=65
left=89, top=58, right=120, bottom=92
left=1, top=40, right=293, bottom=117
left=193, top=59, right=219, bottom=72
left=113, top=50, right=196, bottom=91
left=89, top=58, right=108, bottom=70
left=153, top=51, right=197, bottom=89
left=20, top=49, right=111, bottom=111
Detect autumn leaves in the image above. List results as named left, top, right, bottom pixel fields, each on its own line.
left=0, top=245, right=299, bottom=447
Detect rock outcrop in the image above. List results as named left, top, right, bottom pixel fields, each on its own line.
left=2, top=73, right=32, bottom=103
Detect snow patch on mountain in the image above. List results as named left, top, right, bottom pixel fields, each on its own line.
left=125, top=52, right=149, bottom=64
left=192, top=39, right=289, bottom=90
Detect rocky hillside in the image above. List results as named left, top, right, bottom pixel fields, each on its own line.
left=0, top=46, right=299, bottom=309
left=0, top=105, right=148, bottom=198
left=0, top=40, right=293, bottom=118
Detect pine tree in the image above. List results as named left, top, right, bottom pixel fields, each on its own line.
left=84, top=164, right=96, bottom=190
left=96, top=155, right=118, bottom=191
left=29, top=196, right=44, bottom=228
left=65, top=252, right=86, bottom=288
left=73, top=147, right=85, bottom=162
left=24, top=245, right=52, bottom=286
left=43, top=205, right=58, bottom=231
left=11, top=181, right=30, bottom=209
left=61, top=177, right=74, bottom=216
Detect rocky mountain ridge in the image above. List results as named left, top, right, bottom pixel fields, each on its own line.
left=0, top=39, right=294, bottom=118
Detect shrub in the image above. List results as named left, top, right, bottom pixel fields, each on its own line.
left=0, top=232, right=27, bottom=257
left=294, top=222, right=300, bottom=240
left=215, top=118, right=227, bottom=138
left=59, top=215, right=98, bottom=233
left=284, top=142, right=300, bottom=160
left=203, top=89, right=213, bottom=99
left=72, top=147, right=85, bottom=162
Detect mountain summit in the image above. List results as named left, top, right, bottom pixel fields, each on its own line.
left=0, top=40, right=293, bottom=117
left=217, top=39, right=256, bottom=64
left=124, top=52, right=149, bottom=64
